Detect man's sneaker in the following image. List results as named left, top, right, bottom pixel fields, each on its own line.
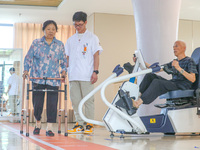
left=33, top=127, right=40, bottom=135
left=68, top=122, right=84, bottom=134
left=84, top=123, right=94, bottom=134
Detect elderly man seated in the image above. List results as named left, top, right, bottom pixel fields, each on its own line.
left=132, top=40, right=198, bottom=108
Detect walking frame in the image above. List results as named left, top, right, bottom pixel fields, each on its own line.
left=0, top=95, right=7, bottom=116
left=20, top=77, right=68, bottom=137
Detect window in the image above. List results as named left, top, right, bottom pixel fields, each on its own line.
left=0, top=23, right=14, bottom=95
left=0, top=24, right=14, bottom=48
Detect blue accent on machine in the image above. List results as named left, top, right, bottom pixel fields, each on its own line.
left=140, top=109, right=174, bottom=133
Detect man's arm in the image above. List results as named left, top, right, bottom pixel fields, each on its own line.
left=133, top=56, right=163, bottom=71
left=144, top=62, right=151, bottom=68
left=172, top=60, right=196, bottom=83
left=6, top=85, right=11, bottom=95
left=181, top=71, right=196, bottom=83
left=93, top=51, right=99, bottom=71
left=91, top=51, right=99, bottom=84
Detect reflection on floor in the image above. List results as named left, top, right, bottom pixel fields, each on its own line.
left=0, top=111, right=20, bottom=122
left=0, top=122, right=200, bottom=150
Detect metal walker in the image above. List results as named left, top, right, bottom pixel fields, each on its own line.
left=20, top=77, right=68, bottom=137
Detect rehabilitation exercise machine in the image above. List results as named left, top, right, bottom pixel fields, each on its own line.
left=78, top=49, right=200, bottom=138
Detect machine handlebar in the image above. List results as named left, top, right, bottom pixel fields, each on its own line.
left=112, top=64, right=124, bottom=77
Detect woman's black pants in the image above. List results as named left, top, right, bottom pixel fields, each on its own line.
left=32, top=83, right=59, bottom=123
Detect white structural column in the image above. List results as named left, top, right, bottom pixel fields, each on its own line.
left=132, top=0, right=182, bottom=116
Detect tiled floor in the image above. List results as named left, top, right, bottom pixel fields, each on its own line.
left=0, top=121, right=200, bottom=150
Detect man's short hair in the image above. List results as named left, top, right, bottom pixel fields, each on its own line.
left=73, top=11, right=87, bottom=22
left=9, top=67, right=15, bottom=72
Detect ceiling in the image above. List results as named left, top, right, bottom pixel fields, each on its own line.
left=0, top=0, right=63, bottom=7
left=0, top=0, right=200, bottom=25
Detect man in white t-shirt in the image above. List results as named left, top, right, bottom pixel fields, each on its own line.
left=7, top=67, right=20, bottom=116
left=65, top=11, right=103, bottom=134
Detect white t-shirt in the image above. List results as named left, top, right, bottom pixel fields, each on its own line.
left=65, top=30, right=103, bottom=81
left=7, top=73, right=20, bottom=95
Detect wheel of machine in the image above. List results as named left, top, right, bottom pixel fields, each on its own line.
left=58, top=131, right=61, bottom=134
left=191, top=133, right=195, bottom=135
left=26, top=133, right=29, bottom=137
left=65, top=133, right=68, bottom=136
left=142, top=132, right=150, bottom=135
left=120, top=135, right=124, bottom=139
left=164, top=132, right=175, bottom=135
left=110, top=133, right=114, bottom=138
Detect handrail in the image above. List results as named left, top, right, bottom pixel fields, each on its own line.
left=100, top=69, right=153, bottom=133
left=78, top=64, right=123, bottom=126
left=78, top=73, right=117, bottom=126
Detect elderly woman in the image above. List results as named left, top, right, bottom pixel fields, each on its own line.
left=23, top=20, right=67, bottom=136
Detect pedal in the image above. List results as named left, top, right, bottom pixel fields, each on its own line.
left=127, top=107, right=137, bottom=116
left=118, top=89, right=133, bottom=110
left=115, top=89, right=137, bottom=115
left=115, top=98, right=127, bottom=109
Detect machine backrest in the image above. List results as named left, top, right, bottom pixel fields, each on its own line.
left=191, top=47, right=200, bottom=89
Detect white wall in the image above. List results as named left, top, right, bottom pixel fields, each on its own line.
left=88, top=13, right=136, bottom=121
left=178, top=20, right=200, bottom=56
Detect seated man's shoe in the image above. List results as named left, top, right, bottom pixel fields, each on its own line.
left=46, top=130, right=54, bottom=136
left=84, top=123, right=94, bottom=134
left=68, top=122, right=84, bottom=134
left=33, top=127, right=40, bottom=135
left=132, top=100, right=139, bottom=109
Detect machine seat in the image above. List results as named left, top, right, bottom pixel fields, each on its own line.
left=159, top=90, right=194, bottom=99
